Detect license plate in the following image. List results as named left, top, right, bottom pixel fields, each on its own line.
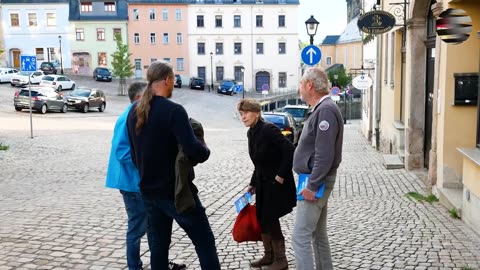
left=103, top=77, right=107, bottom=79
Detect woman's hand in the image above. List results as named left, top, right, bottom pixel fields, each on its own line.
left=246, top=185, right=256, bottom=194
left=275, top=175, right=284, bottom=184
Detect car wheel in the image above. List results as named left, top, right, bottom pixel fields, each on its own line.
left=57, top=85, right=62, bottom=91
left=71, top=84, right=75, bottom=90
left=98, top=103, right=106, bottom=112
left=230, top=91, right=234, bottom=96
left=82, top=104, right=89, bottom=113
left=15, top=106, right=22, bottom=111
left=39, top=104, right=47, bottom=114
left=61, top=104, right=67, bottom=113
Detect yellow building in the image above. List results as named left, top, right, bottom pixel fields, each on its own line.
left=375, top=0, right=480, bottom=233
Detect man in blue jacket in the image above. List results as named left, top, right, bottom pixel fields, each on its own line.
left=106, top=82, right=186, bottom=270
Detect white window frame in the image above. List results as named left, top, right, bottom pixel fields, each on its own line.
left=163, top=33, right=169, bottom=45
left=177, top=58, right=184, bottom=71
left=176, top=9, right=182, bottom=21
left=326, top=56, right=332, bottom=66
left=46, top=13, right=56, bottom=26
left=104, top=2, right=116, bottom=12
left=162, top=9, right=168, bottom=21
left=150, top=33, right=156, bottom=44
left=76, top=28, right=85, bottom=41
left=10, top=13, right=19, bottom=27
left=28, top=13, right=37, bottom=27
left=149, top=9, right=156, bottom=20
left=176, top=33, right=182, bottom=44
left=97, top=28, right=105, bottom=41
left=134, top=33, right=140, bottom=44
left=133, top=9, right=139, bottom=20
left=81, top=2, right=92, bottom=13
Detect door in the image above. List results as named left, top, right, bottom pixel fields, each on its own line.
left=134, top=59, right=142, bottom=78
left=12, top=51, right=21, bottom=69
left=424, top=47, right=435, bottom=168
left=255, top=71, right=270, bottom=93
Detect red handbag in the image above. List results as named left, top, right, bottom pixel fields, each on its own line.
left=232, top=204, right=262, bottom=242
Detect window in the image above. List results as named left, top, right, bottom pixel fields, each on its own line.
left=134, top=33, right=140, bottom=44
left=278, top=15, right=285, bottom=27
left=197, top=15, right=204, bottom=27
left=176, top=9, right=182, bottom=21
left=215, top=43, right=223, bottom=55
left=113, top=28, right=121, bottom=40
left=215, top=15, right=222, bottom=28
left=234, top=43, right=242, bottom=54
left=162, top=9, right=168, bottom=21
left=81, top=2, right=92, bottom=12
left=10, top=13, right=19, bottom=26
left=97, top=28, right=105, bottom=41
left=278, top=42, right=286, bottom=54
left=104, top=2, right=116, bottom=12
left=176, top=33, right=182, bottom=44
left=46, top=13, right=56, bottom=26
left=197, top=43, right=205, bottom=55
left=150, top=33, right=156, bottom=44
left=198, top=66, right=206, bottom=81
left=326, top=57, right=332, bottom=65
left=216, top=66, right=224, bottom=81
left=35, top=48, right=44, bottom=61
left=234, top=15, right=241, bottom=28
left=234, top=66, right=243, bottom=82
left=28, top=13, right=37, bottom=27
left=151, top=58, right=157, bottom=63
left=135, top=59, right=141, bottom=70
left=279, top=72, right=286, bottom=88
left=163, top=58, right=170, bottom=62
left=98, top=52, right=107, bottom=66
left=177, top=58, right=184, bottom=71
left=256, top=43, right=263, bottom=54
left=256, top=15, right=263, bottom=27
left=133, top=9, right=139, bottom=20
left=163, top=33, right=169, bottom=44
left=150, top=9, right=156, bottom=20
left=76, top=28, right=85, bottom=41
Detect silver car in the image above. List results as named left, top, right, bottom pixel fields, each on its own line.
left=14, top=87, right=68, bottom=114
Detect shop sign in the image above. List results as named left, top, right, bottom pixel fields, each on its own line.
left=357, top=10, right=396, bottom=35
left=436, top=8, right=472, bottom=45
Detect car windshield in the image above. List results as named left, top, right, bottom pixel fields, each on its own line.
left=97, top=69, right=110, bottom=75
left=70, top=89, right=91, bottom=97
left=263, top=114, right=286, bottom=129
left=42, top=76, right=54, bottom=81
left=19, top=90, right=41, bottom=97
left=195, top=78, right=204, bottom=83
left=283, top=108, right=308, bottom=118
left=41, top=63, right=51, bottom=68
left=222, top=81, right=235, bottom=88
left=18, top=71, right=32, bottom=76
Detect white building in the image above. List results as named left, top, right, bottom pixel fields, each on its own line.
left=187, top=0, right=299, bottom=93
left=1, top=0, right=71, bottom=71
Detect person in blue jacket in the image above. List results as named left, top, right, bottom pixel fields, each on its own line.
left=106, top=82, right=186, bottom=270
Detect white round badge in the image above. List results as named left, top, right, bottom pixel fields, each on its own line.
left=319, top=120, right=330, bottom=131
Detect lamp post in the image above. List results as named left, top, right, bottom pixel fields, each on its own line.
left=58, top=35, right=64, bottom=75
left=305, top=15, right=319, bottom=45
left=210, top=52, right=213, bottom=92
left=241, top=66, right=245, bottom=99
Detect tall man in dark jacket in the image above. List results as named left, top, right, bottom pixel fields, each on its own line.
left=126, top=61, right=220, bottom=270
left=292, top=67, right=344, bottom=270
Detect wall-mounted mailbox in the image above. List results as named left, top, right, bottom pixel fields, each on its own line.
left=454, top=73, right=478, bottom=105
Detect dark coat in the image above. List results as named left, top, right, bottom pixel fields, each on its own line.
left=248, top=120, right=296, bottom=228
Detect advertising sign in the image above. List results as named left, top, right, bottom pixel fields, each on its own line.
left=357, top=10, right=396, bottom=35
left=352, top=74, right=373, bottom=90
left=436, top=8, right=472, bottom=45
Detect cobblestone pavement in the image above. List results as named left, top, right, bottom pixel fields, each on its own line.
left=0, top=79, right=479, bottom=269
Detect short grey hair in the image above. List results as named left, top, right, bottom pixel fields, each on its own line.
left=128, top=81, right=147, bottom=103
left=302, top=67, right=329, bottom=95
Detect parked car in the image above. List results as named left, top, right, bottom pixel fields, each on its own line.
left=282, top=105, right=310, bottom=131
left=65, top=88, right=106, bottom=113
left=174, top=74, right=182, bottom=88
left=40, top=75, right=75, bottom=91
left=93, top=67, right=113, bottom=82
left=189, top=77, right=205, bottom=90
left=217, top=79, right=237, bottom=96
left=0, top=68, right=18, bottom=83
left=262, top=112, right=299, bottom=145
left=13, top=87, right=67, bottom=114
left=10, top=71, right=45, bottom=86
left=39, top=62, right=57, bottom=75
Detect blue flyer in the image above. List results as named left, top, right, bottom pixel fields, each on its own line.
left=234, top=192, right=253, bottom=213
left=296, top=174, right=325, bottom=201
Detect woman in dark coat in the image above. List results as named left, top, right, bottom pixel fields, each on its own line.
left=237, top=98, right=296, bottom=270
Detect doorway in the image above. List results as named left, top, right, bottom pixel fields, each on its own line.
left=255, top=71, right=270, bottom=93
left=12, top=50, right=21, bottom=68
left=424, top=2, right=436, bottom=168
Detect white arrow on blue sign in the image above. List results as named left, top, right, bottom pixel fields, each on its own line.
left=301, top=45, right=322, bottom=66
left=20, top=55, right=37, bottom=72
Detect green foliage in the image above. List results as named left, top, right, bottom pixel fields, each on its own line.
left=326, top=66, right=351, bottom=89
left=405, top=192, right=439, bottom=203
left=0, top=143, right=9, bottom=151
left=363, top=33, right=375, bottom=45
left=449, top=208, right=460, bottom=219
left=460, top=267, right=473, bottom=270
left=298, top=40, right=310, bottom=50
left=110, top=34, right=133, bottom=79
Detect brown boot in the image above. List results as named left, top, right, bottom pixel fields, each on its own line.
left=269, top=239, right=288, bottom=270
left=250, top=234, right=274, bottom=268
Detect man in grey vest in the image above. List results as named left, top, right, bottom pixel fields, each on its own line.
left=292, top=67, right=344, bottom=270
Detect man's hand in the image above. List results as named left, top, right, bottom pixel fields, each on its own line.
left=246, top=185, right=256, bottom=194
left=300, top=188, right=316, bottom=201
left=275, top=175, right=284, bottom=184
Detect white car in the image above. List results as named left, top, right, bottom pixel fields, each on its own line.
left=0, top=68, right=18, bottom=83
left=10, top=71, right=45, bottom=86
left=40, top=75, right=76, bottom=91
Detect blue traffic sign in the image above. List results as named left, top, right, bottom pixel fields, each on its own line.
left=331, top=86, right=340, bottom=95
left=20, top=55, right=37, bottom=72
left=301, top=45, right=321, bottom=66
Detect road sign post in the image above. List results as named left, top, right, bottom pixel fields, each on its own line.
left=301, top=45, right=322, bottom=66
left=20, top=55, right=37, bottom=139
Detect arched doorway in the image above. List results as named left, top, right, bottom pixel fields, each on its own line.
left=255, top=71, right=270, bottom=93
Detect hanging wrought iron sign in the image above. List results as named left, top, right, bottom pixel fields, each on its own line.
left=436, top=8, right=472, bottom=45
left=357, top=10, right=396, bottom=35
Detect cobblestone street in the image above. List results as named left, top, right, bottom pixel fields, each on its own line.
left=0, top=80, right=479, bottom=269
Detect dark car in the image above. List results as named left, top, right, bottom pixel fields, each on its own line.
left=14, top=87, right=67, bottom=114
left=262, top=112, right=299, bottom=145
left=66, top=88, right=106, bottom=113
left=39, top=62, right=57, bottom=75
left=174, top=74, right=182, bottom=88
left=93, top=67, right=113, bottom=82
left=282, top=105, right=310, bottom=133
left=189, top=77, right=205, bottom=90
left=217, top=79, right=237, bottom=96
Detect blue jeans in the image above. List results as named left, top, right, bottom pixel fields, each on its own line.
left=121, top=191, right=147, bottom=270
left=142, top=194, right=220, bottom=270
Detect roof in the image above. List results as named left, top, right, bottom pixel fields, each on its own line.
left=337, top=16, right=362, bottom=44
left=321, top=35, right=340, bottom=45
left=1, top=0, right=68, bottom=3
left=128, top=0, right=299, bottom=4
left=69, top=0, right=128, bottom=21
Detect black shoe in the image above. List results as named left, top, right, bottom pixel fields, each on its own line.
left=168, top=261, right=186, bottom=270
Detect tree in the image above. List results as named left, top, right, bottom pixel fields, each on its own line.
left=326, top=66, right=352, bottom=89
left=110, top=34, right=133, bottom=95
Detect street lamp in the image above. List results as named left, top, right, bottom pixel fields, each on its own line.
left=305, top=15, right=319, bottom=45
left=210, top=52, right=213, bottom=92
left=58, top=35, right=64, bottom=75
left=241, top=66, right=245, bottom=99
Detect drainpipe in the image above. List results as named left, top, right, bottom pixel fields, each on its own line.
left=375, top=33, right=382, bottom=150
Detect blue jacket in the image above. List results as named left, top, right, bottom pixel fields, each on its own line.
left=105, top=104, right=140, bottom=192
